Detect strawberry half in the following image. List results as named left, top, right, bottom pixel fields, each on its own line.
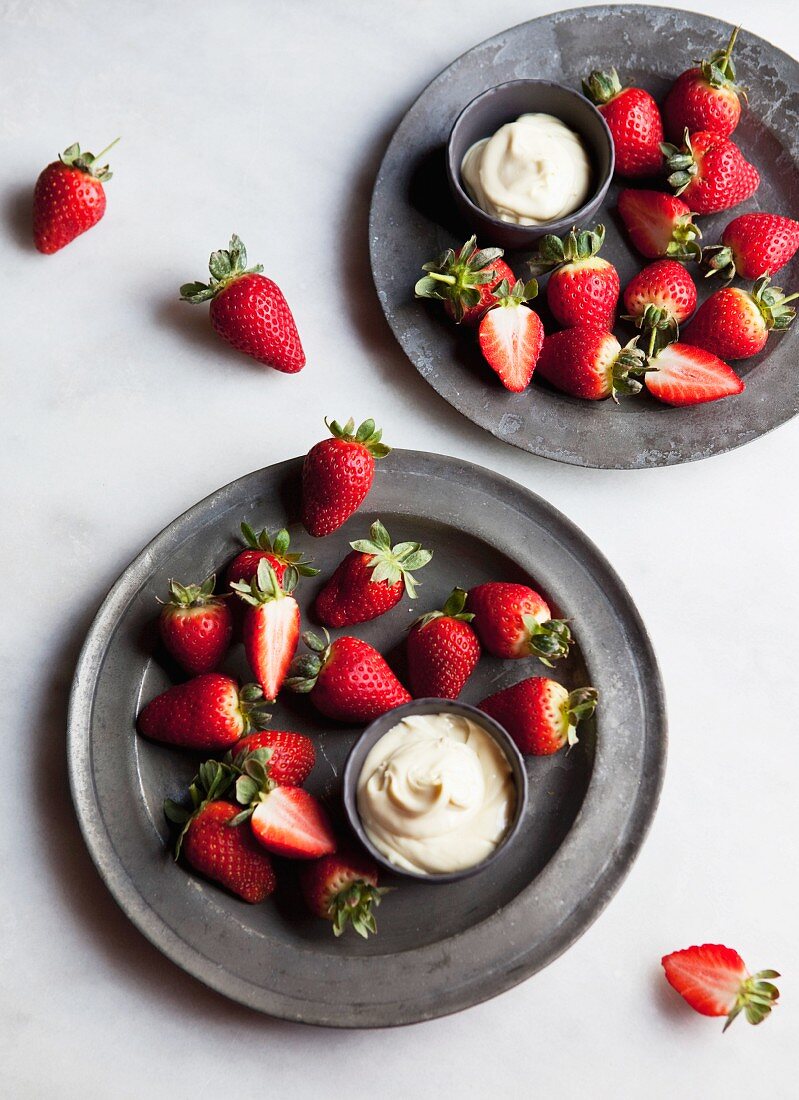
left=33, top=139, right=118, bottom=254
left=477, top=279, right=544, bottom=392
left=226, top=522, right=319, bottom=589
left=480, top=677, right=598, bottom=755
left=645, top=343, right=743, bottom=407
left=232, top=778, right=336, bottom=860
left=158, top=574, right=233, bottom=675
left=300, top=850, right=389, bottom=938
left=407, top=587, right=481, bottom=700
left=662, top=944, right=780, bottom=1031
left=467, top=582, right=571, bottom=664
left=704, top=212, right=799, bottom=282
left=530, top=225, right=619, bottom=330
left=415, top=235, right=515, bottom=325
left=617, top=189, right=702, bottom=263
left=231, top=560, right=300, bottom=701
left=301, top=417, right=390, bottom=538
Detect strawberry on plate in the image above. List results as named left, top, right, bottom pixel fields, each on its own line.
left=158, top=574, right=232, bottom=675
left=226, top=729, right=316, bottom=787
left=685, top=275, right=797, bottom=360
left=582, top=68, right=664, bottom=178
left=231, top=763, right=336, bottom=859
left=662, top=130, right=759, bottom=215
left=536, top=326, right=650, bottom=402
left=530, top=225, right=620, bottom=330
left=180, top=234, right=304, bottom=372
left=467, top=582, right=571, bottom=664
left=300, top=850, right=389, bottom=938
left=622, top=260, right=697, bottom=355
left=415, top=235, right=515, bottom=325
left=137, top=674, right=271, bottom=751
left=33, top=139, right=118, bottom=254
left=617, top=189, right=702, bottom=263
left=480, top=677, right=598, bottom=755
left=662, top=944, right=780, bottom=1031
left=314, top=519, right=432, bottom=627
left=407, top=587, right=481, bottom=700
left=704, top=213, right=799, bottom=282
left=645, top=343, right=743, bottom=406
left=663, top=26, right=746, bottom=142
left=231, top=560, right=300, bottom=701
left=226, top=522, right=319, bottom=588
left=302, top=417, right=390, bottom=537
left=477, top=278, right=544, bottom=392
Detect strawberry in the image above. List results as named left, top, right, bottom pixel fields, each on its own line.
left=415, top=235, right=516, bottom=325
left=704, top=213, right=799, bottom=282
left=314, top=519, right=432, bottom=627
left=622, top=260, right=697, bottom=356
left=536, top=326, right=650, bottom=401
left=530, top=225, right=620, bottom=330
left=33, top=139, right=118, bottom=254
left=158, top=574, right=232, bottom=675
left=226, top=729, right=316, bottom=787
left=407, top=587, right=480, bottom=699
left=180, top=235, right=304, bottom=372
left=138, top=674, right=271, bottom=751
left=480, top=677, right=598, bottom=755
left=164, top=760, right=275, bottom=903
left=301, top=417, right=390, bottom=538
left=477, top=279, right=544, bottom=392
left=645, top=342, right=743, bottom=406
left=582, top=69, right=664, bottom=177
left=231, top=762, right=336, bottom=859
left=685, top=275, right=797, bottom=360
left=231, top=560, right=300, bottom=701
left=467, top=582, right=571, bottom=664
left=662, top=130, right=759, bottom=215
left=286, top=632, right=411, bottom=723
left=662, top=944, right=780, bottom=1031
left=663, top=26, right=746, bottom=142
left=300, top=850, right=388, bottom=938
left=226, top=522, right=319, bottom=589
left=617, top=189, right=702, bottom=263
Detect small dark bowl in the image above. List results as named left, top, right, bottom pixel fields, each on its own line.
left=342, top=698, right=528, bottom=884
left=446, top=79, right=615, bottom=250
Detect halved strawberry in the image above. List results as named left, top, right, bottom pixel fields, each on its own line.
left=662, top=944, right=780, bottom=1031
left=617, top=189, right=702, bottom=262
left=477, top=279, right=544, bottom=392
left=231, top=560, right=300, bottom=700
left=645, top=343, right=743, bottom=406
left=233, top=781, right=335, bottom=860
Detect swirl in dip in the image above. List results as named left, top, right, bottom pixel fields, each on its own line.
left=461, top=112, right=592, bottom=225
left=356, top=712, right=516, bottom=875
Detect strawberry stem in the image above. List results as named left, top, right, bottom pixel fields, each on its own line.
left=94, top=136, right=121, bottom=163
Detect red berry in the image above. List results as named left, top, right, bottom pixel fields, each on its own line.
left=663, top=27, right=745, bottom=142
left=705, top=213, right=799, bottom=282
left=231, top=561, right=300, bottom=701
left=226, top=522, right=319, bottom=589
left=467, top=582, right=571, bottom=662
left=300, top=849, right=387, bottom=937
left=531, top=225, right=619, bottom=330
left=477, top=279, right=544, bottom=392
left=617, top=189, right=702, bottom=262
left=407, top=587, right=481, bottom=699
left=415, top=235, right=515, bottom=325
left=33, top=140, right=117, bottom=254
left=662, top=944, right=780, bottom=1031
left=480, top=676, right=597, bottom=755
left=138, top=674, right=270, bottom=751
left=158, top=575, right=232, bottom=675
left=536, top=326, right=649, bottom=402
left=230, top=729, right=316, bottom=787
left=645, top=343, right=743, bottom=407
left=685, top=276, right=797, bottom=360
left=582, top=69, right=664, bottom=178
left=663, top=130, right=759, bottom=215
left=301, top=417, right=390, bottom=537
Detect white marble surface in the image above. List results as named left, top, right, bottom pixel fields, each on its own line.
left=1, top=1, right=795, bottom=1096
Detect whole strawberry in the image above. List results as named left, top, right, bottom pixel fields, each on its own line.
left=226, top=522, right=318, bottom=589
left=645, top=343, right=743, bottom=407
left=530, top=225, right=619, bottom=330
left=231, top=560, right=300, bottom=701
left=138, top=674, right=270, bottom=751
left=164, top=760, right=275, bottom=903
left=622, top=260, right=697, bottom=356
left=226, top=730, right=316, bottom=787
left=158, top=575, right=232, bottom=675
left=617, top=189, right=702, bottom=263
left=662, top=944, right=780, bottom=1031
left=663, top=26, right=746, bottom=142
left=407, top=587, right=480, bottom=699
left=230, top=760, right=335, bottom=859
left=286, top=632, right=411, bottom=723
left=478, top=279, right=544, bottom=392
left=467, top=582, right=571, bottom=664
left=662, top=130, right=759, bottom=215
left=480, top=677, right=597, bottom=755
left=582, top=68, right=664, bottom=177
left=300, top=850, right=388, bottom=938
left=536, top=326, right=650, bottom=402
left=685, top=275, right=797, bottom=359
left=33, top=139, right=118, bottom=254
left=415, top=235, right=515, bottom=325
left=314, top=519, right=432, bottom=628
left=180, top=235, right=304, bottom=372
left=704, top=213, right=799, bottom=282
left=301, top=417, right=390, bottom=537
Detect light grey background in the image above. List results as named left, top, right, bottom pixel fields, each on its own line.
left=0, top=1, right=795, bottom=1096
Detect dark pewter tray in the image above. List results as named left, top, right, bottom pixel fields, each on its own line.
left=68, top=451, right=666, bottom=1027
left=370, top=5, right=799, bottom=468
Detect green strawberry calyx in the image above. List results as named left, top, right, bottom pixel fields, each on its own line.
left=180, top=234, right=263, bottom=303
left=238, top=521, right=319, bottom=577
left=237, top=682, right=273, bottom=734
left=59, top=138, right=119, bottom=181
left=621, top=304, right=680, bottom=358
left=284, top=630, right=332, bottom=693
left=324, top=416, right=391, bottom=459
left=703, top=244, right=738, bottom=283
left=610, top=337, right=654, bottom=402
left=350, top=519, right=432, bottom=598
left=581, top=68, right=624, bottom=105
left=163, top=758, right=236, bottom=858
left=665, top=214, right=703, bottom=264
left=661, top=131, right=701, bottom=195
left=328, top=879, right=391, bottom=939
left=227, top=747, right=281, bottom=826
left=415, top=235, right=506, bottom=323
left=528, top=224, right=606, bottom=275
left=723, top=968, right=781, bottom=1032
left=490, top=278, right=539, bottom=309
left=160, top=573, right=224, bottom=609
left=748, top=275, right=798, bottom=331
left=412, top=586, right=474, bottom=630
left=697, top=24, right=747, bottom=100
left=563, top=686, right=599, bottom=747
left=522, top=613, right=573, bottom=665
left=231, top=559, right=298, bottom=606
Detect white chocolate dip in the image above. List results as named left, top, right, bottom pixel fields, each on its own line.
left=461, top=112, right=592, bottom=225
left=356, top=712, right=516, bottom=875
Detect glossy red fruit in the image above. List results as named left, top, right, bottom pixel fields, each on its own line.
left=536, top=326, right=649, bottom=401
left=415, top=235, right=515, bottom=325
left=645, top=343, right=743, bottom=406
left=248, top=786, right=336, bottom=859
left=530, top=225, right=619, bottom=330
left=685, top=276, right=798, bottom=360
left=662, top=944, right=780, bottom=1031
left=662, top=130, right=759, bottom=215
left=477, top=279, right=544, bottom=392
left=138, top=674, right=270, bottom=751
left=180, top=235, right=304, bottom=372
left=300, top=850, right=387, bottom=937
left=582, top=69, right=664, bottom=177
left=228, top=729, right=316, bottom=787
left=407, top=587, right=481, bottom=699
left=231, top=561, right=300, bottom=700
left=467, top=582, right=571, bottom=663
left=226, top=522, right=319, bottom=589
left=301, top=417, right=390, bottom=537
left=480, top=676, right=597, bottom=755
left=158, top=575, right=232, bottom=675
left=286, top=632, right=411, bottom=723
left=617, top=190, right=702, bottom=262
left=623, top=260, right=697, bottom=356
left=705, top=213, right=799, bottom=282
left=33, top=140, right=117, bottom=253
left=663, top=26, right=745, bottom=142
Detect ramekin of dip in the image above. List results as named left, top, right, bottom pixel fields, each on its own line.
left=446, top=79, right=615, bottom=251
left=342, top=699, right=528, bottom=883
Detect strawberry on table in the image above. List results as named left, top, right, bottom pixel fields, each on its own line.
left=180, top=234, right=304, bottom=373
left=407, top=587, right=481, bottom=700
left=231, top=560, right=300, bottom=701
left=33, top=139, right=118, bottom=254
left=661, top=944, right=780, bottom=1031
left=300, top=850, right=389, bottom=938
left=467, top=582, right=571, bottom=664
left=480, top=677, right=598, bottom=755
left=645, top=343, right=743, bottom=406
left=617, top=189, right=702, bottom=263
left=685, top=275, right=797, bottom=359
left=302, top=417, right=390, bottom=538
left=536, top=326, right=650, bottom=402
left=286, top=632, right=411, bottom=723
left=414, top=235, right=515, bottom=325
left=164, top=760, right=276, bottom=904
left=663, top=26, right=746, bottom=142
left=158, top=574, right=232, bottom=675
left=622, top=260, right=697, bottom=356
left=529, top=225, right=620, bottom=330
left=314, top=519, right=432, bottom=628
left=230, top=757, right=335, bottom=859
left=138, top=674, right=271, bottom=751
left=662, top=130, right=759, bottom=215
left=582, top=68, right=664, bottom=178
left=704, top=213, right=799, bottom=282
left=226, top=522, right=319, bottom=589
left=477, top=279, right=544, bottom=392
left=226, top=729, right=316, bottom=787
